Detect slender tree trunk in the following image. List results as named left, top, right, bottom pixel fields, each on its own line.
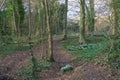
left=79, top=0, right=85, bottom=44
left=89, top=0, right=95, bottom=33
left=43, top=0, right=54, bottom=62
left=11, top=0, right=17, bottom=36
left=111, top=0, right=120, bottom=50
left=63, top=0, right=68, bottom=40
left=112, top=0, right=119, bottom=37
left=85, top=3, right=91, bottom=36
left=15, top=1, right=21, bottom=43
left=28, top=0, right=32, bottom=37
left=28, top=0, right=38, bottom=78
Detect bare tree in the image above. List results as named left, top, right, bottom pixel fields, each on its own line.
left=43, top=0, right=54, bottom=62
left=79, top=0, right=85, bottom=44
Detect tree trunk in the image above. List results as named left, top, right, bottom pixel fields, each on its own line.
left=63, top=0, right=68, bottom=40
left=79, top=0, right=86, bottom=44
left=85, top=3, right=91, bottom=36
left=43, top=0, right=54, bottom=62
left=89, top=0, right=95, bottom=33
left=112, top=0, right=119, bottom=37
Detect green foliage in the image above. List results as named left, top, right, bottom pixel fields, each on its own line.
left=49, top=2, right=66, bottom=34
left=62, top=36, right=109, bottom=60
left=0, top=35, right=47, bottom=58
left=110, top=0, right=120, bottom=9
left=58, top=3, right=66, bottom=30
left=6, top=0, right=13, bottom=19
left=17, top=58, right=50, bottom=80
left=0, top=43, right=30, bottom=58
left=0, top=35, right=13, bottom=43
left=107, top=41, right=120, bottom=69
left=61, top=64, right=74, bottom=73
left=86, top=34, right=107, bottom=43
left=0, top=10, right=11, bottom=35
left=67, top=44, right=102, bottom=51
left=16, top=0, right=25, bottom=23
left=5, top=0, right=13, bottom=35
left=108, top=51, right=120, bottom=69
left=62, top=36, right=79, bottom=49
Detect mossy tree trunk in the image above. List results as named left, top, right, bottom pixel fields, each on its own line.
left=79, top=0, right=86, bottom=44
left=63, top=0, right=68, bottom=40
left=85, top=3, right=91, bottom=36
left=111, top=0, right=120, bottom=50
left=43, top=0, right=54, bottom=62
left=89, top=0, right=95, bottom=33
left=112, top=0, right=120, bottom=37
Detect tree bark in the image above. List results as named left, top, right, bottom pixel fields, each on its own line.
left=43, top=0, right=54, bottom=62
left=63, top=0, right=68, bottom=40
left=112, top=0, right=119, bottom=37
left=89, top=0, right=95, bottom=33
left=79, top=0, right=85, bottom=44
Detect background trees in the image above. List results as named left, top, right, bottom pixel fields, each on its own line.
left=0, top=0, right=119, bottom=54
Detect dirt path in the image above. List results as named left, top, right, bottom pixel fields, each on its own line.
left=69, top=64, right=116, bottom=80
left=53, top=37, right=74, bottom=63
left=0, top=37, right=119, bottom=80
left=0, top=37, right=74, bottom=79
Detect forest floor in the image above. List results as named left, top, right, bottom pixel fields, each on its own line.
left=0, top=36, right=120, bottom=80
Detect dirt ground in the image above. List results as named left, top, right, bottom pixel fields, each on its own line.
left=0, top=37, right=120, bottom=80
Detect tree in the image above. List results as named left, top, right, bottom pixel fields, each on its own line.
left=85, top=2, right=91, bottom=35
left=110, top=0, right=120, bottom=50
left=6, top=0, right=14, bottom=35
left=14, top=0, right=25, bottom=36
left=43, top=0, right=54, bottom=62
left=84, top=0, right=95, bottom=35
left=48, top=0, right=59, bottom=34
left=58, top=4, right=66, bottom=34
left=28, top=0, right=38, bottom=78
left=89, top=0, right=95, bottom=33
left=63, top=0, right=68, bottom=40
left=111, top=0, right=120, bottom=37
left=79, top=0, right=86, bottom=44
left=4, top=0, right=25, bottom=42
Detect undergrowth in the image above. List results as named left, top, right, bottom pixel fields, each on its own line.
left=107, top=41, right=120, bottom=69
left=17, top=58, right=52, bottom=80
left=62, top=36, right=109, bottom=61
left=0, top=43, right=32, bottom=58
left=0, top=36, right=46, bottom=59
